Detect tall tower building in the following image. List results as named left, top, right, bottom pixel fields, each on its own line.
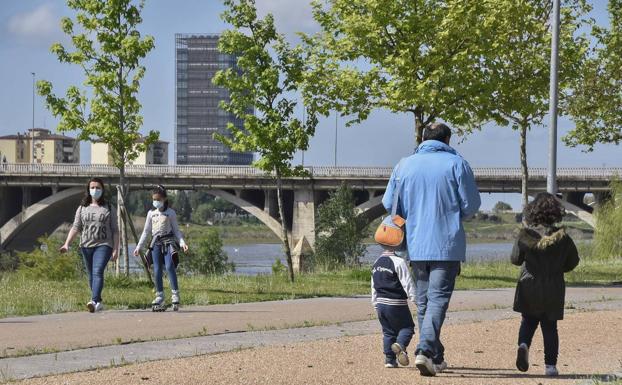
left=175, top=34, right=253, bottom=165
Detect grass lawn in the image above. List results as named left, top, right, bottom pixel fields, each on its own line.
left=0, top=258, right=620, bottom=319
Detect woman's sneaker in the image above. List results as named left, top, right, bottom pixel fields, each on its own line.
left=391, top=343, right=410, bottom=366
left=384, top=357, right=398, bottom=368
left=516, top=343, right=529, bottom=372
left=545, top=365, right=559, bottom=376
left=86, top=300, right=95, bottom=313
left=415, top=352, right=437, bottom=376
left=94, top=302, right=104, bottom=312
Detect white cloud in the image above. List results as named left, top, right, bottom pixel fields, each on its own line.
left=255, top=0, right=319, bottom=37
left=7, top=3, right=61, bottom=42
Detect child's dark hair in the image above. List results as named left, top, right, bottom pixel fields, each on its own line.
left=81, top=177, right=107, bottom=207
left=524, top=192, right=565, bottom=227
left=152, top=184, right=169, bottom=210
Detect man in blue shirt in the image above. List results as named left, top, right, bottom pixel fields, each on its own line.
left=382, top=122, right=481, bottom=376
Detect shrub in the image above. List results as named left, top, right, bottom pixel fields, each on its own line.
left=17, top=236, right=84, bottom=281
left=271, top=259, right=287, bottom=276
left=180, top=229, right=235, bottom=275
left=594, top=180, right=622, bottom=259
left=314, top=184, right=368, bottom=271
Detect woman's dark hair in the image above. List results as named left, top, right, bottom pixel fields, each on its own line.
left=81, top=177, right=107, bottom=207
left=152, top=184, right=169, bottom=210
left=523, top=192, right=565, bottom=226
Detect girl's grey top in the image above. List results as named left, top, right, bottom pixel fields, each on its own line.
left=72, top=204, right=118, bottom=249
left=136, top=208, right=186, bottom=251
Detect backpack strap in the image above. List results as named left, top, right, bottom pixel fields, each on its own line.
left=390, top=158, right=406, bottom=218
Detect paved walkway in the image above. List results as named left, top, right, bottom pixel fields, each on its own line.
left=2, top=287, right=620, bottom=358
left=0, top=287, right=620, bottom=382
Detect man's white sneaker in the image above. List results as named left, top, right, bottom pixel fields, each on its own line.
left=94, top=302, right=104, bottom=312
left=545, top=365, right=559, bottom=376
left=415, top=354, right=437, bottom=377
left=86, top=300, right=95, bottom=313
left=434, top=361, right=448, bottom=373
left=391, top=343, right=410, bottom=366
left=516, top=343, right=529, bottom=372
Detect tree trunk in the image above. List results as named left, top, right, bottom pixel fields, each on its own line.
left=118, top=165, right=130, bottom=277
left=275, top=170, right=295, bottom=282
left=115, top=196, right=121, bottom=276
left=413, top=109, right=425, bottom=147
left=121, top=203, right=154, bottom=286
left=519, top=123, right=529, bottom=209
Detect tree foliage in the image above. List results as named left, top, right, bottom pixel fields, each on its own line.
left=37, top=0, right=157, bottom=171
left=214, top=0, right=319, bottom=282
left=303, top=0, right=503, bottom=145
left=314, top=184, right=368, bottom=270
left=493, top=201, right=513, bottom=213
left=475, top=0, right=589, bottom=207
left=564, top=0, right=622, bottom=150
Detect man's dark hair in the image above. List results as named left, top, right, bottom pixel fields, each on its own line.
left=524, top=192, right=565, bottom=227
left=423, top=122, right=452, bottom=143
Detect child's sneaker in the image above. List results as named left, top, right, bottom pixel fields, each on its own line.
left=152, top=292, right=164, bottom=306
left=391, top=343, right=410, bottom=366
left=94, top=302, right=104, bottom=312
left=415, top=351, right=437, bottom=376
left=545, top=365, right=559, bottom=376
left=384, top=357, right=398, bottom=368
left=171, top=290, right=180, bottom=311
left=516, top=343, right=529, bottom=372
left=86, top=300, right=95, bottom=313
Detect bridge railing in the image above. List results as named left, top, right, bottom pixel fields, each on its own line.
left=0, top=163, right=621, bottom=179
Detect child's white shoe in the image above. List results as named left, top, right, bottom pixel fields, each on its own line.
left=391, top=343, right=410, bottom=366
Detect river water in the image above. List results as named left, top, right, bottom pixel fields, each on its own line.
left=126, top=242, right=513, bottom=276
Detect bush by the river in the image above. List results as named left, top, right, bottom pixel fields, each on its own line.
left=180, top=229, right=235, bottom=275
left=16, top=237, right=84, bottom=281
left=594, top=180, right=622, bottom=259
left=313, top=184, right=368, bottom=271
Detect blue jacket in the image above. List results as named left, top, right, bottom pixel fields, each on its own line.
left=382, top=140, right=481, bottom=262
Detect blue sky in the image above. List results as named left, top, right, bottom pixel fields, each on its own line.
left=0, top=0, right=620, bottom=210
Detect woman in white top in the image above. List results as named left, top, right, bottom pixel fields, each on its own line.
left=134, top=185, right=188, bottom=310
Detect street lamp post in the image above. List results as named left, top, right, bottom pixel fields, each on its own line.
left=547, top=0, right=560, bottom=194
left=31, top=72, right=36, bottom=164
left=334, top=112, right=338, bottom=167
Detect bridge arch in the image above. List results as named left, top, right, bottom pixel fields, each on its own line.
left=0, top=187, right=83, bottom=251
left=206, top=189, right=286, bottom=243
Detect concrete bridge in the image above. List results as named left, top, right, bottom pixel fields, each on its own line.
left=0, top=164, right=619, bottom=253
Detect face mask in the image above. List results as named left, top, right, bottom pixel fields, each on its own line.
left=90, top=188, right=103, bottom=200
left=153, top=200, right=163, bottom=209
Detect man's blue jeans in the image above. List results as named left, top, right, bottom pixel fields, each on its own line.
left=410, top=261, right=460, bottom=363
left=80, top=245, right=112, bottom=303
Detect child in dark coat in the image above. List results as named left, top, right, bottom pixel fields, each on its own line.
left=511, top=193, right=580, bottom=376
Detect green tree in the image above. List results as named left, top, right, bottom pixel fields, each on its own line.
left=493, top=201, right=513, bottom=213
left=314, top=184, right=368, bottom=270
left=214, top=0, right=319, bottom=282
left=303, top=0, right=501, bottom=146
left=181, top=230, right=235, bottom=275
left=564, top=0, right=622, bottom=150
left=481, top=0, right=590, bottom=208
left=175, top=191, right=193, bottom=223
left=594, top=181, right=622, bottom=259
left=37, top=0, right=156, bottom=276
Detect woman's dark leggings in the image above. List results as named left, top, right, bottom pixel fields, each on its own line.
left=518, top=314, right=559, bottom=365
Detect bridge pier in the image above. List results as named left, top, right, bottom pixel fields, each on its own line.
left=291, top=188, right=316, bottom=273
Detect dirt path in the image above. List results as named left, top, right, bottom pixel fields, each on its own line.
left=16, top=309, right=622, bottom=385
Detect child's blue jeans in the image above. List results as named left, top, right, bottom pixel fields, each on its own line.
left=152, top=244, right=178, bottom=292
left=376, top=304, right=415, bottom=359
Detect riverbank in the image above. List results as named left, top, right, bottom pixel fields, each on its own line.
left=1, top=258, right=619, bottom=319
